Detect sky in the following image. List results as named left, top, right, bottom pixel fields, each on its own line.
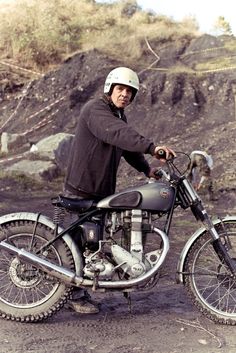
left=136, top=0, right=236, bottom=35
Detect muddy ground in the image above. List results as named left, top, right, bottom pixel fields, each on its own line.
left=0, top=177, right=236, bottom=353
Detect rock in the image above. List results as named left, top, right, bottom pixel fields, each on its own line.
left=33, top=132, right=74, bottom=161
left=0, top=132, right=74, bottom=182
left=0, top=132, right=28, bottom=153
left=198, top=338, right=208, bottom=345
left=5, top=159, right=59, bottom=181
left=54, top=133, right=74, bottom=171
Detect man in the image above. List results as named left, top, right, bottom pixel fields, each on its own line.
left=186, top=150, right=217, bottom=201
left=64, top=67, right=175, bottom=314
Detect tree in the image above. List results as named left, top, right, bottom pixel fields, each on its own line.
left=214, top=16, right=232, bottom=35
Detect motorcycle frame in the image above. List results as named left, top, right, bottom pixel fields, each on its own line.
left=0, top=167, right=235, bottom=290
left=0, top=212, right=83, bottom=275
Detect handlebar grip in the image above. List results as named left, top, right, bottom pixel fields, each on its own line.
left=156, top=149, right=166, bottom=159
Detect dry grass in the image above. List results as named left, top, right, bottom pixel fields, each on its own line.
left=0, top=0, right=199, bottom=72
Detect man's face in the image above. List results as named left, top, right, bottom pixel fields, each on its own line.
left=110, top=84, right=133, bottom=108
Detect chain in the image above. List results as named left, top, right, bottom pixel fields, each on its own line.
left=141, top=41, right=236, bottom=74
left=0, top=153, right=24, bottom=165
left=0, top=60, right=43, bottom=77
left=0, top=93, right=66, bottom=133
left=26, top=96, right=65, bottom=122
left=0, top=60, right=66, bottom=135
left=0, top=80, right=33, bottom=133
left=148, top=65, right=236, bottom=74
left=179, top=46, right=226, bottom=58
left=21, top=109, right=59, bottom=136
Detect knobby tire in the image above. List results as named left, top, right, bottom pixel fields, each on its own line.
left=0, top=220, right=75, bottom=322
left=184, top=221, right=236, bottom=325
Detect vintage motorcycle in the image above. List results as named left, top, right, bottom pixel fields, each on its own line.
left=0, top=151, right=235, bottom=325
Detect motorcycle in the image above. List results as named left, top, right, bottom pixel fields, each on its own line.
left=0, top=151, right=235, bottom=325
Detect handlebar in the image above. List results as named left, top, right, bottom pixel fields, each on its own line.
left=156, top=149, right=175, bottom=161
left=153, top=151, right=191, bottom=182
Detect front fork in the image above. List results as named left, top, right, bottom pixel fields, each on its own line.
left=182, top=177, right=236, bottom=275
left=193, top=200, right=236, bottom=274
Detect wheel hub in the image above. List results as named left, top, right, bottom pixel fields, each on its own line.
left=9, top=257, right=41, bottom=288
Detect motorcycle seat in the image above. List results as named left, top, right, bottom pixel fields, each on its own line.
left=52, top=195, right=97, bottom=212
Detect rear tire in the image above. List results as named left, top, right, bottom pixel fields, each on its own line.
left=0, top=220, right=75, bottom=322
left=184, top=221, right=236, bottom=325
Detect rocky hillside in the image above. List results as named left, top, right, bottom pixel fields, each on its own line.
left=0, top=34, right=235, bottom=198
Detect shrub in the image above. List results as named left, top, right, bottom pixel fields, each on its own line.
left=0, top=0, right=198, bottom=71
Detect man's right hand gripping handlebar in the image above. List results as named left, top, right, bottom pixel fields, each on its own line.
left=154, top=146, right=176, bottom=161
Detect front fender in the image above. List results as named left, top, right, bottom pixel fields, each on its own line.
left=0, top=212, right=83, bottom=275
left=176, top=215, right=236, bottom=284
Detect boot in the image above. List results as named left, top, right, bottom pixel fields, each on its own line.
left=68, top=296, right=100, bottom=314
left=67, top=289, right=100, bottom=314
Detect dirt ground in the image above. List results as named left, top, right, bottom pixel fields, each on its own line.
left=0, top=178, right=236, bottom=353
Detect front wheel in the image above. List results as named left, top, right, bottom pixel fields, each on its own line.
left=0, top=220, right=75, bottom=322
left=184, top=221, right=236, bottom=325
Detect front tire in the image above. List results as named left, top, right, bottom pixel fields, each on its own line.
left=0, top=220, right=75, bottom=322
left=184, top=221, right=236, bottom=325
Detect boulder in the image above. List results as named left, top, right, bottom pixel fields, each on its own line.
left=0, top=132, right=28, bottom=153
left=33, top=132, right=74, bottom=162
left=5, top=159, right=59, bottom=182
left=0, top=132, right=74, bottom=182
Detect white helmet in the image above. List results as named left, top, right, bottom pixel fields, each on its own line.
left=104, top=67, right=139, bottom=101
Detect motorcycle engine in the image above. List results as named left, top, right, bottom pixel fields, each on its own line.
left=83, top=252, right=115, bottom=279
left=83, top=209, right=163, bottom=280
left=111, top=244, right=146, bottom=278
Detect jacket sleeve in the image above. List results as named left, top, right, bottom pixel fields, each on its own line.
left=86, top=100, right=155, bottom=154
left=122, top=150, right=151, bottom=177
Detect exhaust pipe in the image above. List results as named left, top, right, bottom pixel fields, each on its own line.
left=0, top=241, right=85, bottom=286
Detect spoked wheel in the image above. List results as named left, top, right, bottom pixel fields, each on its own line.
left=0, top=220, right=75, bottom=322
left=184, top=221, right=236, bottom=325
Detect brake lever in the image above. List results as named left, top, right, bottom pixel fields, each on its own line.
left=154, top=168, right=170, bottom=181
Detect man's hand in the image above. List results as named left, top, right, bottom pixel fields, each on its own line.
left=148, top=167, right=162, bottom=180
left=154, top=146, right=176, bottom=161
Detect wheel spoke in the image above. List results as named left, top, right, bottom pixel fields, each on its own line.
left=185, top=222, right=236, bottom=323
left=0, top=235, right=60, bottom=308
left=0, top=220, right=75, bottom=322
left=194, top=255, right=236, bottom=312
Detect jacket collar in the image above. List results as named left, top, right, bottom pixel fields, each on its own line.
left=101, top=94, right=125, bottom=118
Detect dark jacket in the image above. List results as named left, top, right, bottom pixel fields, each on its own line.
left=64, top=95, right=155, bottom=199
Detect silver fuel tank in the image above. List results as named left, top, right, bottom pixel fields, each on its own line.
left=97, top=182, right=175, bottom=212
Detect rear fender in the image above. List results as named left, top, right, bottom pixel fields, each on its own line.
left=176, top=215, right=236, bottom=284
left=0, top=212, right=83, bottom=275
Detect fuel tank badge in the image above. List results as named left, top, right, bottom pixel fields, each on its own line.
left=160, top=188, right=170, bottom=198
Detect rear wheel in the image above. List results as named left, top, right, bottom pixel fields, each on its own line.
left=0, top=220, right=75, bottom=322
left=184, top=221, right=236, bottom=325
